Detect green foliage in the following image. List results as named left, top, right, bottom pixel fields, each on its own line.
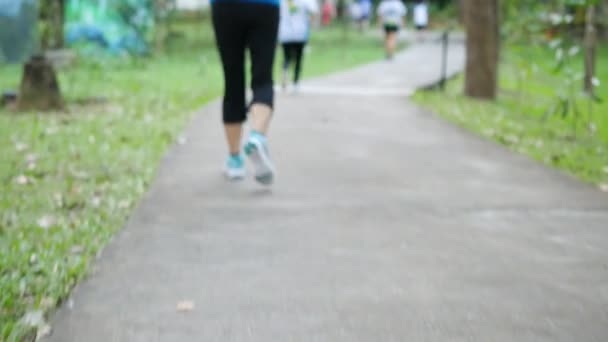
left=414, top=44, right=608, bottom=185
left=0, top=52, right=220, bottom=341
left=501, top=0, right=603, bottom=136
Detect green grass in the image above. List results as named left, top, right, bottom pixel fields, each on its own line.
left=0, top=21, right=388, bottom=340
left=289, top=24, right=393, bottom=78
left=414, top=44, right=608, bottom=186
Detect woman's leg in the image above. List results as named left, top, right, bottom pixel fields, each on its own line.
left=383, top=29, right=391, bottom=58
left=244, top=4, right=279, bottom=185
left=282, top=43, right=293, bottom=89
left=386, top=31, right=397, bottom=58
left=212, top=3, right=247, bottom=155
left=293, top=42, right=305, bottom=85
left=247, top=4, right=279, bottom=135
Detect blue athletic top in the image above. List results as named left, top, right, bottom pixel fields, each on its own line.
left=211, top=0, right=279, bottom=6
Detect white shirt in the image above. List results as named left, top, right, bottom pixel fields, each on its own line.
left=377, top=0, right=407, bottom=26
left=279, top=0, right=319, bottom=43
left=413, top=3, right=429, bottom=26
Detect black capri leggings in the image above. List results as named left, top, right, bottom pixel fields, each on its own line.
left=282, top=42, right=306, bottom=84
left=212, top=2, right=279, bottom=124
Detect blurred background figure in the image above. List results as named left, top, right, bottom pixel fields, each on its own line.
left=279, top=0, right=319, bottom=92
left=348, top=0, right=361, bottom=27
left=413, top=0, right=429, bottom=41
left=377, top=0, right=406, bottom=60
left=321, top=0, right=336, bottom=26
left=357, top=0, right=372, bottom=31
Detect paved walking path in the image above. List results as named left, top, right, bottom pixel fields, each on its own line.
left=45, top=40, right=608, bottom=342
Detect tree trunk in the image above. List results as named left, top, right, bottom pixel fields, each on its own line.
left=603, top=0, right=608, bottom=41
left=17, top=55, right=64, bottom=111
left=463, top=0, right=500, bottom=100
left=40, top=0, right=65, bottom=50
left=584, top=5, right=597, bottom=95
left=57, top=0, right=65, bottom=48
left=457, top=0, right=464, bottom=24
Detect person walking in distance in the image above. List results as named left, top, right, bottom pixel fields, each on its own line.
left=279, top=0, right=319, bottom=92
left=357, top=0, right=372, bottom=31
left=211, top=0, right=279, bottom=185
left=377, top=0, right=406, bottom=60
left=413, top=0, right=429, bottom=41
left=321, top=0, right=335, bottom=26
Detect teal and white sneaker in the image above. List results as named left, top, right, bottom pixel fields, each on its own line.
left=224, top=154, right=246, bottom=181
left=244, top=131, right=275, bottom=185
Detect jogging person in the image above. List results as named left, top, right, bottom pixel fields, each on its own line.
left=211, top=0, right=279, bottom=185
left=279, top=0, right=318, bottom=92
left=413, top=0, right=429, bottom=30
left=357, top=0, right=372, bottom=31
left=321, top=0, right=335, bottom=26
left=413, top=0, right=429, bottom=41
left=377, top=0, right=406, bottom=60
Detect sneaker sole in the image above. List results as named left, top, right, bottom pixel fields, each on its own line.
left=224, top=168, right=246, bottom=181
left=246, top=138, right=275, bottom=185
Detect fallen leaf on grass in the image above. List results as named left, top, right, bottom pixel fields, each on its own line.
left=70, top=245, right=85, bottom=255
left=25, top=153, right=38, bottom=163
left=53, top=192, right=64, bottom=206
left=15, top=142, right=28, bottom=152
left=69, top=168, right=90, bottom=180
left=39, top=297, right=56, bottom=310
left=599, top=184, right=608, bottom=192
left=21, top=310, right=45, bottom=327
left=118, top=200, right=131, bottom=209
left=176, top=300, right=195, bottom=312
left=14, top=175, right=29, bottom=185
left=20, top=310, right=52, bottom=339
left=37, top=215, right=56, bottom=230
left=482, top=128, right=495, bottom=137
left=505, top=135, right=520, bottom=145
left=91, top=196, right=102, bottom=208
left=37, top=324, right=52, bottom=340
left=45, top=126, right=59, bottom=135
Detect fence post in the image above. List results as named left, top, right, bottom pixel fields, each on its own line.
left=439, top=30, right=449, bottom=91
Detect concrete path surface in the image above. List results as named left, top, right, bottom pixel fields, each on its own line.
left=45, top=40, right=608, bottom=342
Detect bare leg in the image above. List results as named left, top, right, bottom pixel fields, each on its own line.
left=224, top=123, right=243, bottom=155
left=385, top=32, right=396, bottom=58
left=249, top=103, right=272, bottom=135
left=391, top=33, right=398, bottom=56
left=384, top=34, right=391, bottom=58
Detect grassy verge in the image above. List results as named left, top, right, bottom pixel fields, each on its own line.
left=413, top=44, right=608, bottom=186
left=0, top=22, right=387, bottom=340
left=288, top=24, right=394, bottom=78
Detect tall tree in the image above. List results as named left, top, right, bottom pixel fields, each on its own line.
left=463, top=0, right=500, bottom=100
left=603, top=0, right=608, bottom=41
left=40, top=0, right=65, bottom=50
left=583, top=3, right=597, bottom=95
left=17, top=0, right=64, bottom=111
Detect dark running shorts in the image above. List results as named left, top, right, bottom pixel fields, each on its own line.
left=384, top=24, right=399, bottom=34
